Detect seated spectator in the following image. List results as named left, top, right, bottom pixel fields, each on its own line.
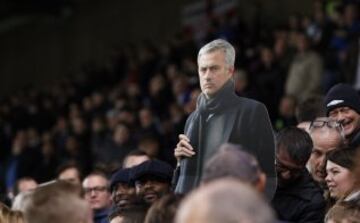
left=324, top=83, right=360, bottom=147
left=122, top=150, right=150, bottom=168
left=175, top=179, right=275, bottom=223
left=325, top=148, right=360, bottom=202
left=110, top=168, right=137, bottom=208
left=308, top=117, right=344, bottom=186
left=144, top=194, right=183, bottom=223
left=272, top=127, right=325, bottom=223
left=0, top=202, right=25, bottom=223
left=131, top=160, right=173, bottom=205
left=56, top=161, right=83, bottom=186
left=201, top=143, right=266, bottom=193
left=82, top=171, right=112, bottom=223
left=13, top=177, right=37, bottom=197
left=24, top=180, right=92, bottom=223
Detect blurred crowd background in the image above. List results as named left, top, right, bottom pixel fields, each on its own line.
left=0, top=1, right=359, bottom=222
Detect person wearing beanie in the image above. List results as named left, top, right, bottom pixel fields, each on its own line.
left=324, top=83, right=360, bottom=145
left=110, top=168, right=137, bottom=209
left=131, top=160, right=173, bottom=205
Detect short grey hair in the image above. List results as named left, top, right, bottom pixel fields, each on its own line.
left=175, top=179, right=276, bottom=223
left=198, top=39, right=235, bottom=67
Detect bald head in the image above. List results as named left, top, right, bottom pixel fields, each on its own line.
left=308, top=118, right=344, bottom=183
left=175, top=179, right=275, bottom=223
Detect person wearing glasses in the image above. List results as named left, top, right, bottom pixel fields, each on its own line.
left=272, top=127, right=325, bottom=223
left=324, top=83, right=360, bottom=146
left=308, top=117, right=345, bottom=186
left=82, top=171, right=112, bottom=223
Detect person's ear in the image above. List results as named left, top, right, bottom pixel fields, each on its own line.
left=229, top=66, right=235, bottom=75
left=255, top=172, right=267, bottom=193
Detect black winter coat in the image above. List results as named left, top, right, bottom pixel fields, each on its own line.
left=174, top=80, right=277, bottom=200
left=272, top=170, right=326, bottom=223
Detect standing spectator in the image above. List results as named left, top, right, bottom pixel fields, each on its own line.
left=272, top=127, right=325, bottom=223
left=174, top=39, right=276, bottom=199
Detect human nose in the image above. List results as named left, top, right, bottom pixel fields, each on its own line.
left=325, top=173, right=331, bottom=183
left=143, top=180, right=154, bottom=189
left=318, top=156, right=326, bottom=169
left=90, top=190, right=97, bottom=197
left=336, top=112, right=346, bottom=123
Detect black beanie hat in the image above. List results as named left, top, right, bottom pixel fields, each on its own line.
left=324, top=83, right=360, bottom=115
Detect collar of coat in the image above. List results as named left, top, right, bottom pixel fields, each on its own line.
left=197, top=79, right=236, bottom=115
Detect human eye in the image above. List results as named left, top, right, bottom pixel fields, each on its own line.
left=330, top=169, right=339, bottom=175
left=329, top=111, right=336, bottom=117
left=199, top=67, right=207, bottom=73
left=312, top=149, right=321, bottom=157
left=210, top=66, right=219, bottom=72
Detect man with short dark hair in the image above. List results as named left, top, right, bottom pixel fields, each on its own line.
left=272, top=127, right=325, bottom=223
left=131, top=160, right=173, bottom=205
left=56, top=162, right=83, bottom=185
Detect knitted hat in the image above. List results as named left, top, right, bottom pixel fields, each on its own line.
left=324, top=83, right=360, bottom=115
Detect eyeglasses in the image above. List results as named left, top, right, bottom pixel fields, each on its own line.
left=275, top=158, right=303, bottom=177
left=309, top=120, right=343, bottom=129
left=83, top=186, right=108, bottom=194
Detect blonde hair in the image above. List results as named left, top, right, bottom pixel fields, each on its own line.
left=0, top=202, right=25, bottom=223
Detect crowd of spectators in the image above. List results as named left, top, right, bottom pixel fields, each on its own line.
left=1, top=0, right=360, bottom=222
